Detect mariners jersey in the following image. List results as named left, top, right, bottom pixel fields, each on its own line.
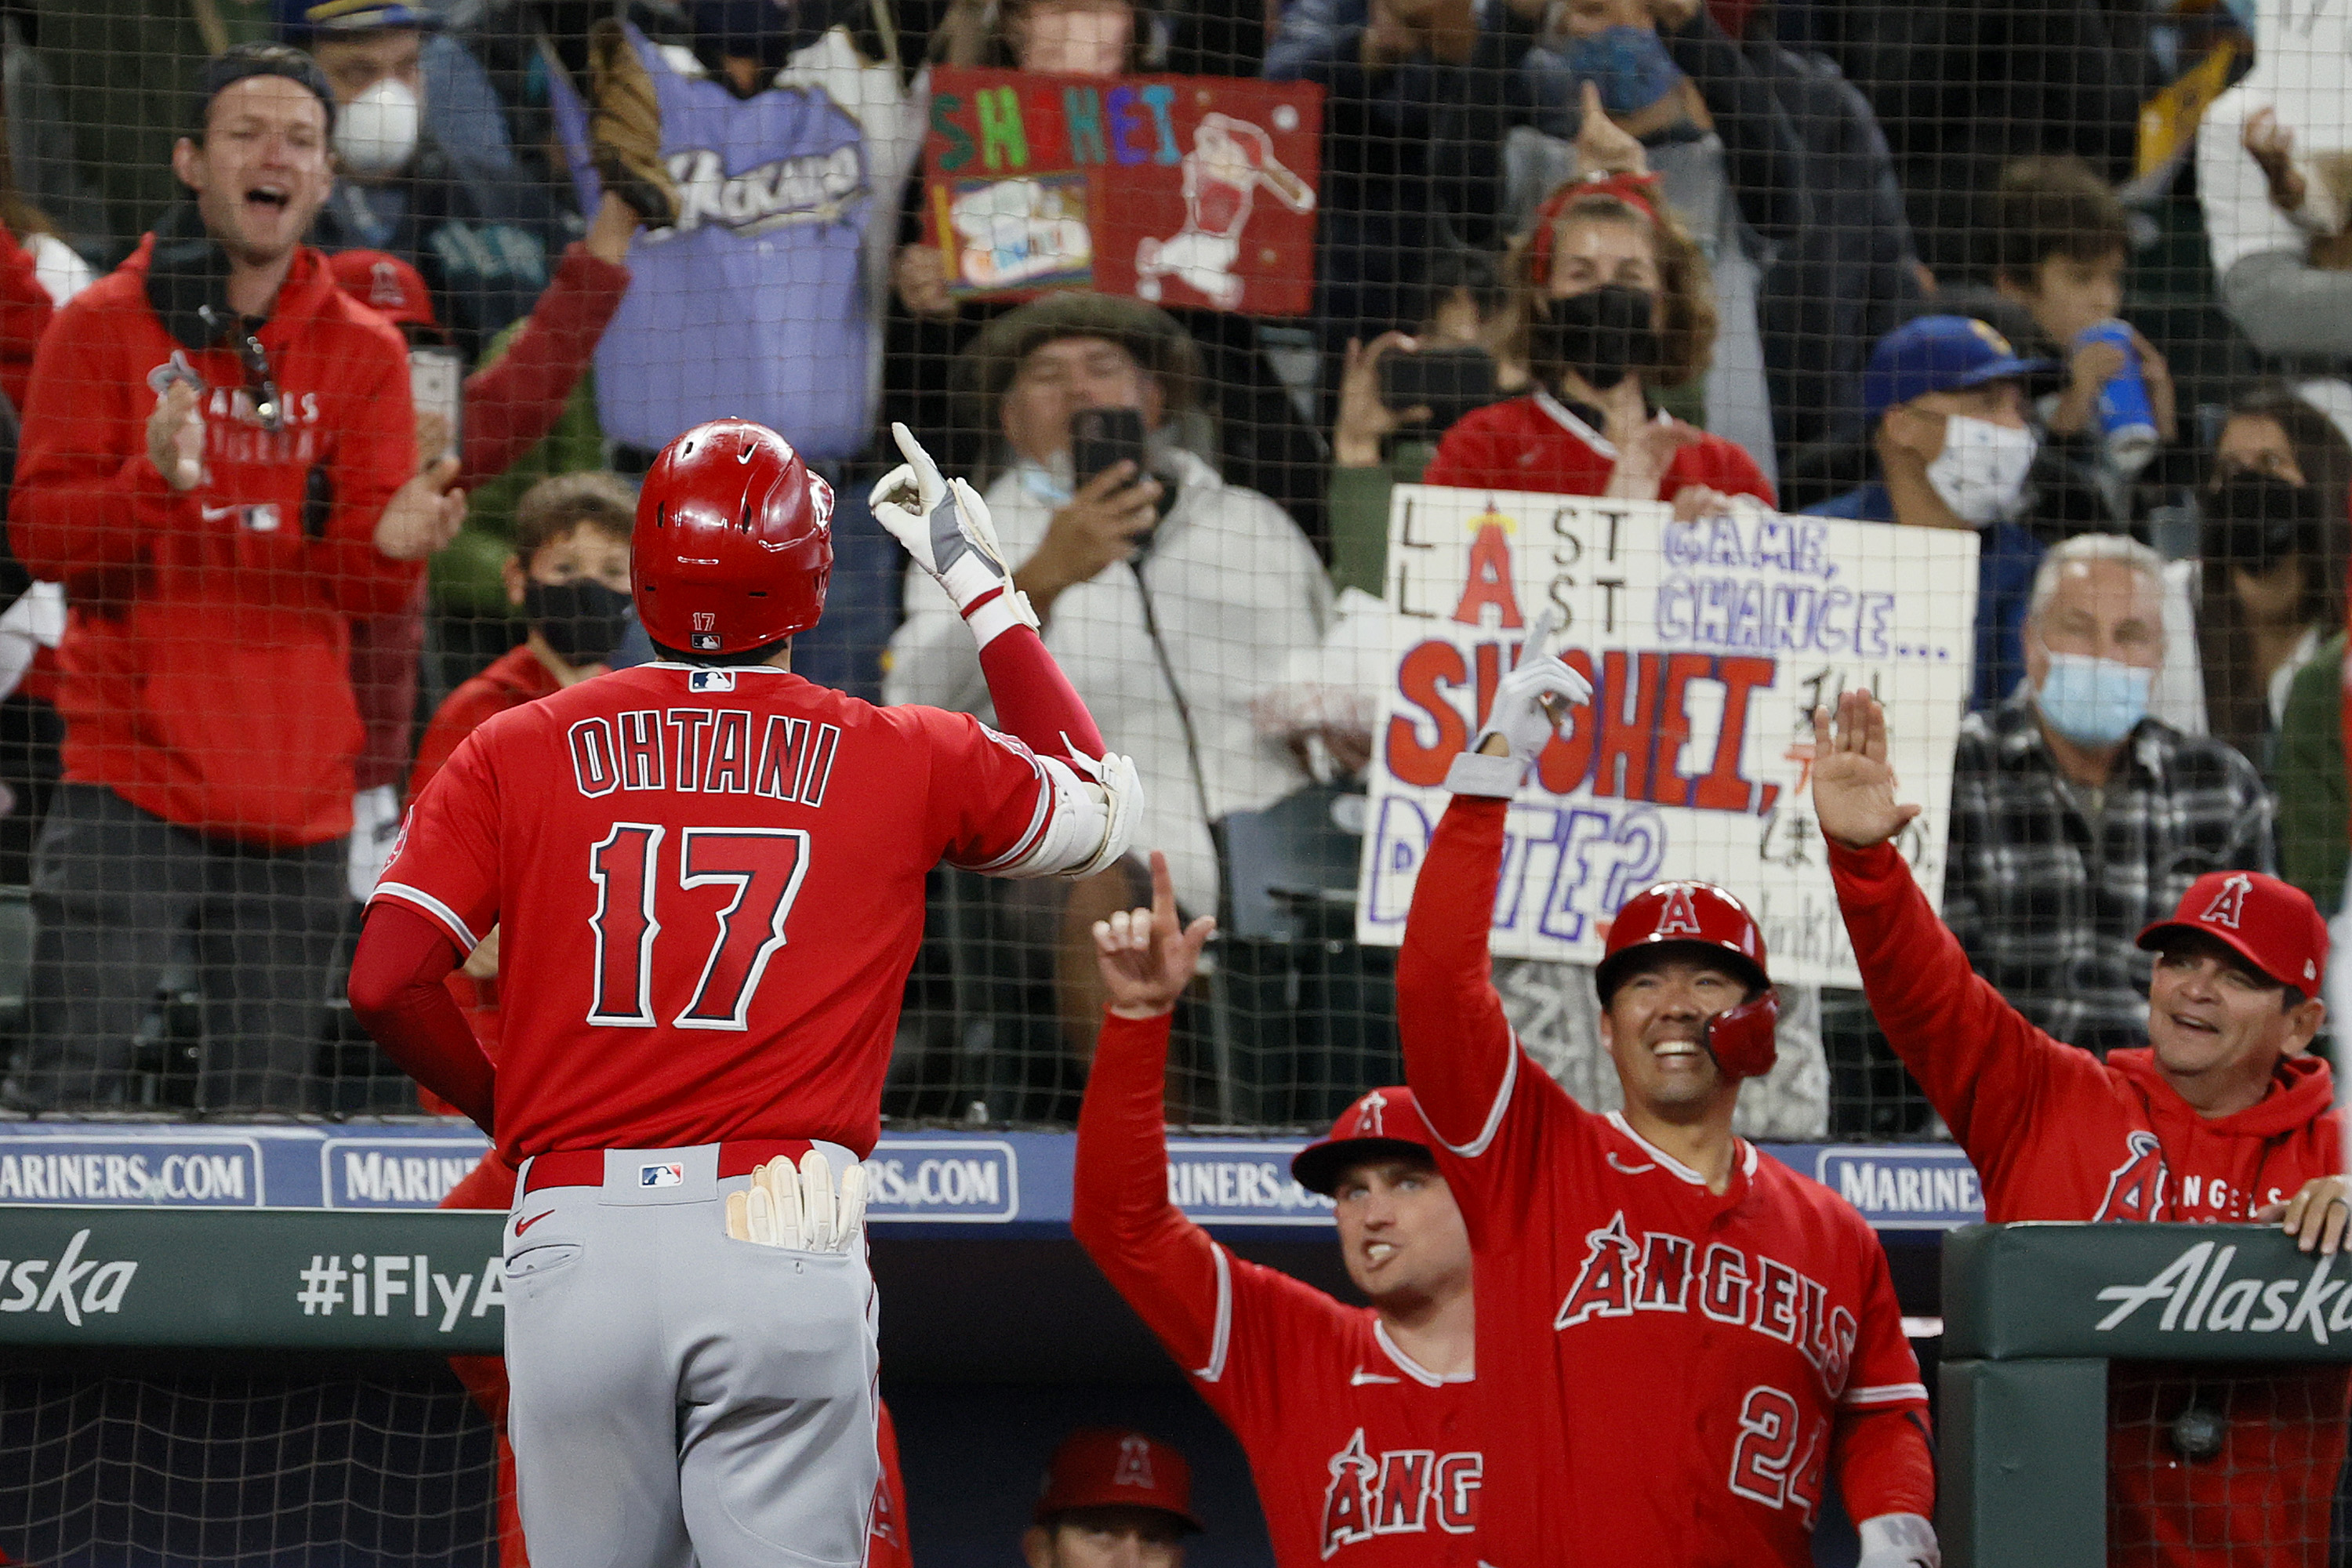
left=1831, top=837, right=2351, bottom=1566
left=549, top=25, right=915, bottom=461
left=1399, top=797, right=1929, bottom=1568
left=1072, top=1013, right=1480, bottom=1566
left=372, top=662, right=1058, bottom=1163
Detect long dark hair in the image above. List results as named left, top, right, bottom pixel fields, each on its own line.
left=2198, top=383, right=2352, bottom=756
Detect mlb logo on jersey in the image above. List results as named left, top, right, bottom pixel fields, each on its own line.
left=640, top=1163, right=685, bottom=1188
left=689, top=670, right=738, bottom=693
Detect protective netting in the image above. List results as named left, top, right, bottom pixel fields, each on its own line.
left=0, top=0, right=2332, bottom=1134
left=2107, top=1362, right=2352, bottom=1566
left=0, top=1360, right=499, bottom=1567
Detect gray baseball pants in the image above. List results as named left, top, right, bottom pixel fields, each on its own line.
left=503, top=1142, right=880, bottom=1568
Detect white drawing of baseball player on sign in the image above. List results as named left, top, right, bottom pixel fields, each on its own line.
left=1134, top=113, right=1314, bottom=310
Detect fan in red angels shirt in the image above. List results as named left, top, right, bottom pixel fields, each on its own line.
left=1076, top=851, right=1479, bottom=1566
left=1417, top=147, right=1774, bottom=521
left=1813, top=686, right=2352, bottom=1568
left=1396, top=616, right=1935, bottom=1568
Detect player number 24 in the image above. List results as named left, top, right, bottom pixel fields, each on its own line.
left=587, top=824, right=810, bottom=1030
left=1727, top=1385, right=1824, bottom=1521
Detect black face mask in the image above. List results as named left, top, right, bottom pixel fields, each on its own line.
left=2205, top=471, right=2325, bottom=573
left=524, top=579, right=632, bottom=668
left=1530, top=284, right=1662, bottom=393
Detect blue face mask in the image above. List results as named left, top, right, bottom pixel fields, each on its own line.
left=1566, top=25, right=1686, bottom=118
left=2034, top=652, right=2152, bottom=748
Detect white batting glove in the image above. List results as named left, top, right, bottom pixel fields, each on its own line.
left=1856, top=1513, right=1939, bottom=1568
left=870, top=422, right=1039, bottom=650
left=1443, top=608, right=1592, bottom=798
left=724, top=1154, right=869, bottom=1254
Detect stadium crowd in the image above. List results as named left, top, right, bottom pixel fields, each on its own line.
left=0, top=0, right=2336, bottom=1131
left=8, top=0, right=2352, bottom=1563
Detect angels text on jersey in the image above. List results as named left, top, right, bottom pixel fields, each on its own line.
left=1553, top=1212, right=1858, bottom=1402
left=1319, top=1429, right=1479, bottom=1559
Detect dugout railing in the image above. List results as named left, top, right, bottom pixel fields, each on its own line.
left=1941, top=1221, right=2352, bottom=1567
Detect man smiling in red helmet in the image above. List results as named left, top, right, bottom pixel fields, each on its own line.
left=1397, top=617, right=1937, bottom=1568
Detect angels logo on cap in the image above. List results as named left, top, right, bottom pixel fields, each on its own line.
left=2137, top=869, right=2330, bottom=998
left=1114, top=1436, right=1156, bottom=1490
left=1352, top=1090, right=1389, bottom=1137
left=2199, top=873, right=2251, bottom=931
left=1657, top=885, right=1704, bottom=937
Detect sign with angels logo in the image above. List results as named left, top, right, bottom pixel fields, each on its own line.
left=1354, top=486, right=1980, bottom=988
left=921, top=68, right=1324, bottom=315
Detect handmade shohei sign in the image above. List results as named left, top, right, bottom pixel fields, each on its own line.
left=1356, top=485, right=1980, bottom=988
left=921, top=67, right=1324, bottom=315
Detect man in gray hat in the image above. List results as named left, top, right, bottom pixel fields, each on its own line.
left=885, top=293, right=1329, bottom=1053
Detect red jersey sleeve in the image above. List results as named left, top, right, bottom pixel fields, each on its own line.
left=908, top=706, right=1060, bottom=873
left=1073, top=1008, right=1360, bottom=1430
left=1398, top=794, right=1585, bottom=1241
left=1828, top=837, right=2100, bottom=1181
left=1830, top=1207, right=1934, bottom=1522
left=1073, top=1008, right=1229, bottom=1375
left=976, top=623, right=1105, bottom=760
left=456, top=243, right=628, bottom=490
left=374, top=727, right=504, bottom=953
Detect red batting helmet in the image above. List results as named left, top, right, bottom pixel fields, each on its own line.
left=1596, top=881, right=1778, bottom=1078
left=1290, top=1086, right=1436, bottom=1197
left=633, top=419, right=833, bottom=655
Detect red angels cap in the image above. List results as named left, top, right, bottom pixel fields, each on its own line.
left=327, top=249, right=437, bottom=329
left=1290, top=1086, right=1436, bottom=1197
left=2136, top=869, right=2329, bottom=997
left=1034, top=1428, right=1202, bottom=1531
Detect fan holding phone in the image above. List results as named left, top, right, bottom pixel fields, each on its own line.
left=884, top=294, right=1330, bottom=1054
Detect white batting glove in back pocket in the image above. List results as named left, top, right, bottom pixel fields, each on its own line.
left=724, top=1152, right=869, bottom=1255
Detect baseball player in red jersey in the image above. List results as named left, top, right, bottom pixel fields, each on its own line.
left=348, top=419, right=1138, bottom=1568
left=1396, top=620, right=1937, bottom=1568
left=1076, top=853, right=1479, bottom=1566
left=1813, top=688, right=2352, bottom=1567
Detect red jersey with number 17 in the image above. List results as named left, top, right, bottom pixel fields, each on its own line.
left=372, top=662, right=1060, bottom=1165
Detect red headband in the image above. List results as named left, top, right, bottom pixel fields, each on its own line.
left=1524, top=172, right=1664, bottom=288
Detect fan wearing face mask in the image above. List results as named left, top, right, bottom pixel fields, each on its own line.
left=1417, top=169, right=1773, bottom=517
left=277, top=0, right=559, bottom=355
left=1806, top=315, right=2056, bottom=713
left=1940, top=533, right=2277, bottom=1058
left=2154, top=386, right=2352, bottom=771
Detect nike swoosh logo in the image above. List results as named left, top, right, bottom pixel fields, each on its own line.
left=201, top=505, right=239, bottom=521
left=1606, top=1152, right=1657, bottom=1174
left=1349, top=1368, right=1400, bottom=1385
left=514, top=1210, right=555, bottom=1235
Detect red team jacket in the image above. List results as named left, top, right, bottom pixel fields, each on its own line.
left=1073, top=1011, right=1481, bottom=1566
left=1401, top=797, right=1932, bottom=1567
left=372, top=661, right=1064, bottom=1164
left=1831, top=837, right=2352, bottom=1566
left=1420, top=390, right=1777, bottom=506
left=11, top=237, right=422, bottom=847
